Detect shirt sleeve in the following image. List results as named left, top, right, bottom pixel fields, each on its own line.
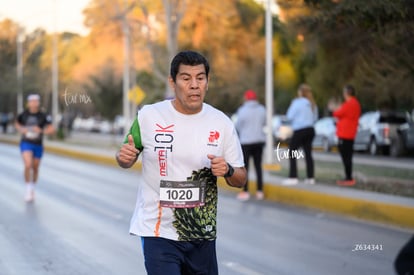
left=123, top=117, right=143, bottom=150
left=44, top=114, right=53, bottom=125
left=223, top=122, right=245, bottom=168
left=313, top=106, right=319, bottom=123
left=333, top=102, right=347, bottom=119
left=17, top=113, right=24, bottom=125
left=286, top=100, right=297, bottom=122
left=234, top=109, right=242, bottom=133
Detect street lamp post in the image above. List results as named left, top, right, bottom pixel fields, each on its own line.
left=52, top=30, right=59, bottom=129
left=16, top=27, right=24, bottom=114
left=265, top=0, right=274, bottom=164
left=122, top=3, right=131, bottom=135
left=52, top=0, right=59, bottom=129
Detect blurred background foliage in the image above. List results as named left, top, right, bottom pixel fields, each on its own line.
left=0, top=0, right=413, bottom=121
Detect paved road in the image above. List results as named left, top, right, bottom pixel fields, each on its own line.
left=0, top=143, right=412, bottom=275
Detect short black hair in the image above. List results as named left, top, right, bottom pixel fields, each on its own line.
left=170, top=51, right=210, bottom=82
left=343, top=84, right=356, bottom=96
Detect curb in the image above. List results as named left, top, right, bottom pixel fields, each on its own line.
left=46, top=145, right=141, bottom=171
left=0, top=137, right=142, bottom=171
left=1, top=137, right=413, bottom=230
left=215, top=179, right=414, bottom=230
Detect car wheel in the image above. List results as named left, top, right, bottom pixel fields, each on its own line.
left=322, top=138, right=330, bottom=152
left=369, top=138, right=378, bottom=155
left=390, top=135, right=404, bottom=157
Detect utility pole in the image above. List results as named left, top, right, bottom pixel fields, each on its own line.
left=122, top=0, right=131, bottom=134
left=112, top=0, right=135, bottom=134
left=16, top=27, right=24, bottom=114
left=52, top=0, right=59, bottom=129
left=265, top=0, right=274, bottom=164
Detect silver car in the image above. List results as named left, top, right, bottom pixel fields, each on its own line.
left=354, top=111, right=408, bottom=155
left=391, top=117, right=414, bottom=157
left=312, top=117, right=338, bottom=152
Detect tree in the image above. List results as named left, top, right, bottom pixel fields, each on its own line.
left=82, top=0, right=274, bottom=114
left=278, top=0, right=414, bottom=111
left=0, top=20, right=53, bottom=114
left=178, top=0, right=268, bottom=113
left=162, top=0, right=187, bottom=98
left=85, top=59, right=123, bottom=121
left=0, top=19, right=19, bottom=112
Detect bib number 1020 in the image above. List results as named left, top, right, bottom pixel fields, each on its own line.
left=159, top=180, right=206, bottom=208
left=165, top=189, right=194, bottom=201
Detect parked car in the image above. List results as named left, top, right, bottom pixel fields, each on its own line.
left=72, top=116, right=113, bottom=134
left=312, top=117, right=337, bottom=152
left=72, top=117, right=95, bottom=132
left=113, top=115, right=126, bottom=135
left=354, top=111, right=409, bottom=155
left=390, top=118, right=414, bottom=157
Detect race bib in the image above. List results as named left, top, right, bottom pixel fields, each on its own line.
left=25, top=130, right=40, bottom=140
left=159, top=180, right=206, bottom=208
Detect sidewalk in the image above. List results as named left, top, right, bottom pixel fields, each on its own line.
left=1, top=133, right=413, bottom=230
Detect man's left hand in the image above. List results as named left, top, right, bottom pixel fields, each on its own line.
left=207, top=154, right=228, bottom=177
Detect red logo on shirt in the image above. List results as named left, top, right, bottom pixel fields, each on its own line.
left=208, top=131, right=220, bottom=146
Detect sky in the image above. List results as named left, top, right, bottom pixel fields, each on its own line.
left=0, top=0, right=90, bottom=35
left=0, top=0, right=278, bottom=36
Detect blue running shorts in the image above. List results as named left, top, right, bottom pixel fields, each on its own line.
left=141, top=237, right=218, bottom=275
left=20, top=141, right=44, bottom=159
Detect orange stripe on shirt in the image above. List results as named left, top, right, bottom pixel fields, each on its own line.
left=154, top=202, right=162, bottom=237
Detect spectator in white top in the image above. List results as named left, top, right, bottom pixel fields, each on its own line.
left=283, top=84, right=318, bottom=185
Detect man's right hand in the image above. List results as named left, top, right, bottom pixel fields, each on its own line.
left=116, top=134, right=140, bottom=168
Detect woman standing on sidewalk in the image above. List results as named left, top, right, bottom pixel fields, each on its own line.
left=283, top=84, right=318, bottom=185
left=332, top=84, right=361, bottom=186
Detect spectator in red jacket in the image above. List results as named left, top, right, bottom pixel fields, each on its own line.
left=332, top=85, right=361, bottom=186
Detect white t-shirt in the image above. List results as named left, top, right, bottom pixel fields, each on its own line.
left=127, top=100, right=244, bottom=241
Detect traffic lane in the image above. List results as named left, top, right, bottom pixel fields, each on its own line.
left=217, top=194, right=412, bottom=275
left=1, top=143, right=412, bottom=275
left=0, top=143, right=145, bottom=275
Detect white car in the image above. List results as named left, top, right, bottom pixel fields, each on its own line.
left=312, top=117, right=338, bottom=152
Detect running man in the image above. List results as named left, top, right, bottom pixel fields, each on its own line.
left=15, top=94, right=54, bottom=202
left=116, top=51, right=247, bottom=275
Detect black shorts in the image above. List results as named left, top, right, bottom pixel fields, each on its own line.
left=141, top=237, right=218, bottom=275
